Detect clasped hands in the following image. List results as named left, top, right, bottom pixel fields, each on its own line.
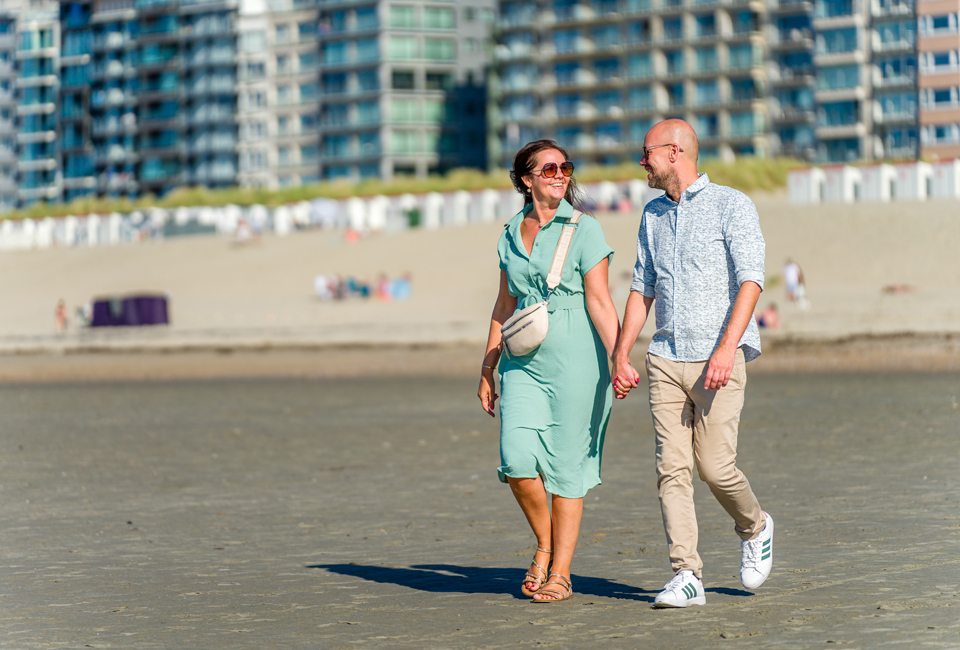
left=612, top=345, right=737, bottom=399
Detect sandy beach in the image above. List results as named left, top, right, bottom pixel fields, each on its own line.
left=1, top=193, right=959, bottom=380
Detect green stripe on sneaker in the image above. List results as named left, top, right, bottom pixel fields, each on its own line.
left=762, top=552, right=771, bottom=560
left=683, top=584, right=695, bottom=599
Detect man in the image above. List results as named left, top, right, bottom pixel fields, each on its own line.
left=613, top=119, right=773, bottom=608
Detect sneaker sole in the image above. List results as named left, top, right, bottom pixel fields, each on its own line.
left=654, top=596, right=706, bottom=608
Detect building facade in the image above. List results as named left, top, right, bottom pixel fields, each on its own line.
left=918, top=0, right=960, bottom=157
left=316, top=0, right=496, bottom=181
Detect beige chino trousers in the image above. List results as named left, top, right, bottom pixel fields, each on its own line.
left=646, top=349, right=764, bottom=578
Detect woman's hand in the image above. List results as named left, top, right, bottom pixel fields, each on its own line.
left=478, top=370, right=499, bottom=417
left=612, top=359, right=641, bottom=399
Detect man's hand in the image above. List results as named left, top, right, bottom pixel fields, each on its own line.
left=704, top=345, right=736, bottom=391
left=612, top=359, right=641, bottom=399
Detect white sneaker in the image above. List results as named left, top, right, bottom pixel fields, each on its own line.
left=654, top=570, right=706, bottom=608
left=740, top=511, right=774, bottom=589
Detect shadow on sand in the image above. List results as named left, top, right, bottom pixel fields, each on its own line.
left=309, top=563, right=659, bottom=601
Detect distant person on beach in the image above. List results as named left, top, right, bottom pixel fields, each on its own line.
left=612, top=119, right=774, bottom=608
left=55, top=300, right=68, bottom=335
left=478, top=140, right=621, bottom=602
left=756, top=303, right=780, bottom=329
left=783, top=258, right=809, bottom=310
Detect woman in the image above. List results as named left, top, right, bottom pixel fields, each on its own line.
left=478, top=140, right=621, bottom=602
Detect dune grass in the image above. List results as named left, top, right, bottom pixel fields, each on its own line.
left=0, top=158, right=801, bottom=221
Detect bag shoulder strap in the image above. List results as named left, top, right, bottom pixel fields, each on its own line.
left=545, top=210, right=583, bottom=292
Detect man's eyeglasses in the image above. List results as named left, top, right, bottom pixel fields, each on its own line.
left=533, top=162, right=575, bottom=178
left=642, top=143, right=684, bottom=159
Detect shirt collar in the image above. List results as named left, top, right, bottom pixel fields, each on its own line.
left=508, top=198, right=573, bottom=235
left=663, top=173, right=710, bottom=205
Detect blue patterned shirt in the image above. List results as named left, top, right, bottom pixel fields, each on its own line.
left=631, top=173, right=765, bottom=362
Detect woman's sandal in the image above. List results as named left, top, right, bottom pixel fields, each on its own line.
left=520, top=546, right=553, bottom=597
left=533, top=573, right=573, bottom=603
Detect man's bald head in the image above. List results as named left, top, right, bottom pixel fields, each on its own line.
left=648, top=119, right=699, bottom=163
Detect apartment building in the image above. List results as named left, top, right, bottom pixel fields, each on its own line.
left=54, top=0, right=240, bottom=202
left=0, top=11, right=17, bottom=210
left=918, top=0, right=960, bottom=157
left=492, top=0, right=771, bottom=167
left=17, top=4, right=60, bottom=205
left=316, top=0, right=496, bottom=181
left=236, top=0, right=322, bottom=189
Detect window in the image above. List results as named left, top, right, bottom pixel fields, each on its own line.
left=247, top=91, right=266, bottom=109
left=594, top=25, right=620, bottom=49
left=243, top=30, right=266, bottom=52
left=819, top=27, right=858, bottom=53
left=390, top=5, right=416, bottom=28
left=277, top=85, right=291, bottom=105
left=323, top=42, right=348, bottom=64
left=357, top=7, right=379, bottom=30
left=392, top=98, right=419, bottom=121
left=278, top=146, right=291, bottom=166
left=626, top=20, right=647, bottom=44
left=629, top=85, right=652, bottom=111
left=324, top=104, right=349, bottom=125
left=390, top=36, right=418, bottom=59
left=246, top=61, right=265, bottom=79
left=392, top=70, right=415, bottom=89
left=424, top=7, right=454, bottom=28
left=818, top=64, right=860, bottom=90
left=357, top=38, right=379, bottom=62
left=728, top=43, right=754, bottom=69
left=299, top=22, right=315, bottom=41
left=323, top=72, right=347, bottom=93
left=302, top=114, right=319, bottom=132
left=629, top=119, right=654, bottom=144
left=275, top=24, right=290, bottom=44
left=555, top=29, right=578, bottom=54
left=358, top=69, right=379, bottom=91
left=695, top=14, right=715, bottom=38
left=595, top=59, right=619, bottom=81
left=696, top=80, right=718, bottom=106
left=729, top=111, right=756, bottom=137
left=665, top=50, right=684, bottom=74
left=628, top=53, right=652, bottom=78
left=595, top=122, right=621, bottom=148
left=555, top=61, right=579, bottom=85
left=424, top=38, right=454, bottom=60
left=696, top=114, right=718, bottom=138
left=277, top=116, right=290, bottom=135
left=556, top=93, right=579, bottom=117
left=730, top=78, right=756, bottom=103
left=594, top=91, right=621, bottom=114
left=392, top=129, right=420, bottom=153
left=463, top=7, right=475, bottom=20
left=300, top=82, right=319, bottom=102
left=357, top=100, right=380, bottom=124
left=695, top=47, right=717, bottom=72
left=425, top=72, right=452, bottom=90
left=299, top=52, right=319, bottom=71
left=663, top=17, right=682, bottom=40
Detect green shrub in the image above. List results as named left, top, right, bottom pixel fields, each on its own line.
left=0, top=158, right=802, bottom=221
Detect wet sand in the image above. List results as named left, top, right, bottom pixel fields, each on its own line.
left=1, top=372, right=958, bottom=648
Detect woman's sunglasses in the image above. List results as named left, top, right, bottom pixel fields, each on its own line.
left=533, top=162, right=575, bottom=178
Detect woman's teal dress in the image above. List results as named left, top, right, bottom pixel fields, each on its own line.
left=497, top=199, right=614, bottom=499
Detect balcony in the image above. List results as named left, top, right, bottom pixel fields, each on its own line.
left=873, top=37, right=915, bottom=53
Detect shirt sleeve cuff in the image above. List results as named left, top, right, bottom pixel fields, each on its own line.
left=630, top=281, right=656, bottom=297
left=737, top=271, right=764, bottom=291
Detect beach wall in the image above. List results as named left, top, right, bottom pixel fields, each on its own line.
left=0, top=182, right=665, bottom=252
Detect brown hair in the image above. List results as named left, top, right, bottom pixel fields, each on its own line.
left=509, top=140, right=587, bottom=212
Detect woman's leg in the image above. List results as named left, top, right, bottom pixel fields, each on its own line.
left=533, top=494, right=582, bottom=600
left=507, top=476, right=553, bottom=592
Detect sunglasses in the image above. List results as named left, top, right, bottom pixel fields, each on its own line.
left=532, top=162, right=575, bottom=178
left=642, top=143, right=684, bottom=159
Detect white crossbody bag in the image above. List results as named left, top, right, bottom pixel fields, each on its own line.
left=500, top=210, right=583, bottom=358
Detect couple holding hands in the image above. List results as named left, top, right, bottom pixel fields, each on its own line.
left=478, top=119, right=774, bottom=606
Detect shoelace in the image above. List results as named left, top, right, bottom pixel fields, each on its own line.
left=741, top=537, right=763, bottom=569
left=664, top=571, right=694, bottom=592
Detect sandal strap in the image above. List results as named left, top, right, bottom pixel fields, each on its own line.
left=544, top=573, right=572, bottom=590
left=527, top=559, right=549, bottom=579
left=536, top=546, right=553, bottom=554
left=536, top=574, right=572, bottom=600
